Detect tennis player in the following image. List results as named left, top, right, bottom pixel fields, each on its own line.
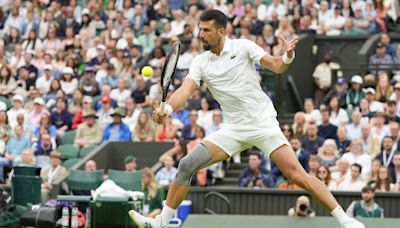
left=130, top=10, right=364, bottom=228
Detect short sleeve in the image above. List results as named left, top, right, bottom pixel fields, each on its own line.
left=240, top=39, right=269, bottom=65
left=186, top=56, right=203, bottom=87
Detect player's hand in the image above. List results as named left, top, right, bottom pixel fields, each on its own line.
left=152, top=108, right=167, bottom=124
left=279, top=35, right=299, bottom=58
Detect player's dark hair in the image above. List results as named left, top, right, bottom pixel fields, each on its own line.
left=199, top=10, right=227, bottom=29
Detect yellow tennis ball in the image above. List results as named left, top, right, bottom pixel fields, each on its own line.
left=141, top=66, right=154, bottom=77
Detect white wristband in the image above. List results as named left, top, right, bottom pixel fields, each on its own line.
left=165, top=104, right=173, bottom=116
left=282, top=51, right=295, bottom=64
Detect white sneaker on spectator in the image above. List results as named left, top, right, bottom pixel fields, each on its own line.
left=341, top=218, right=365, bottom=228
left=128, top=210, right=163, bottom=228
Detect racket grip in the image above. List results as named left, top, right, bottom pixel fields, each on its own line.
left=160, top=102, right=166, bottom=113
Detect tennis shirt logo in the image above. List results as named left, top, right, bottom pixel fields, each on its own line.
left=230, top=55, right=236, bottom=60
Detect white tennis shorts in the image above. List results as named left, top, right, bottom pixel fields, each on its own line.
left=205, top=117, right=290, bottom=157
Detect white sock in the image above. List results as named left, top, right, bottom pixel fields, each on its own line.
left=160, top=205, right=176, bottom=226
left=331, top=205, right=352, bottom=225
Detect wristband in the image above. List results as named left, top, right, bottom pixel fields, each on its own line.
left=165, top=104, right=173, bottom=116
left=282, top=51, right=295, bottom=64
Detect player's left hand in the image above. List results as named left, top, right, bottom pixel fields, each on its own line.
left=279, top=35, right=299, bottom=58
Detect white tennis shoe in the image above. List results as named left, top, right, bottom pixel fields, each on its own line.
left=341, top=218, right=365, bottom=228
left=128, top=210, right=163, bottom=228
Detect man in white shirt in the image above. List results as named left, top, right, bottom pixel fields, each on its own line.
left=346, top=111, right=362, bottom=141
left=155, top=156, right=178, bottom=187
left=110, top=79, right=131, bottom=108
left=266, top=0, right=287, bottom=20
left=35, top=64, right=54, bottom=95
left=304, top=98, right=322, bottom=125
left=338, top=164, right=366, bottom=191
left=130, top=10, right=364, bottom=228
left=7, top=95, right=29, bottom=130
left=318, top=1, right=333, bottom=25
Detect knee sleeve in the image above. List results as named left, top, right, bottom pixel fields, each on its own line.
left=175, top=143, right=213, bottom=186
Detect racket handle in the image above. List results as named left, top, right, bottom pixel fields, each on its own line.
left=160, top=102, right=166, bottom=114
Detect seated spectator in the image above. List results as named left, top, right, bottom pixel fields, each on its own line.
left=304, top=98, right=321, bottom=125
left=51, top=97, right=72, bottom=138
left=33, top=133, right=54, bottom=168
left=20, top=149, right=36, bottom=166
left=32, top=114, right=57, bottom=142
left=5, top=125, right=31, bottom=165
left=75, top=109, right=103, bottom=148
left=318, top=108, right=338, bottom=140
left=369, top=159, right=382, bottom=183
left=346, top=75, right=364, bottom=112
left=375, top=72, right=392, bottom=103
left=171, top=107, right=190, bottom=127
left=196, top=98, right=213, bottom=130
left=206, top=109, right=223, bottom=136
left=391, top=153, right=400, bottom=184
left=386, top=101, right=400, bottom=124
left=308, top=155, right=321, bottom=177
left=97, top=96, right=114, bottom=127
left=375, top=136, right=396, bottom=169
left=29, top=97, right=50, bottom=129
left=323, top=78, right=348, bottom=110
left=301, top=123, right=324, bottom=155
left=372, top=166, right=395, bottom=192
left=346, top=111, right=362, bottom=141
left=103, top=108, right=131, bottom=142
left=0, top=154, right=11, bottom=184
left=155, top=155, right=177, bottom=187
left=182, top=110, right=199, bottom=141
left=60, top=67, right=78, bottom=97
left=346, top=185, right=384, bottom=218
left=72, top=95, right=93, bottom=130
left=72, top=160, right=99, bottom=196
left=369, top=42, right=393, bottom=70
left=371, top=112, right=390, bottom=142
left=155, top=116, right=178, bottom=142
left=280, top=124, right=293, bottom=141
left=40, top=151, right=67, bottom=203
left=124, top=155, right=137, bottom=172
left=94, top=85, right=118, bottom=111
left=342, top=139, right=371, bottom=180
left=328, top=96, right=349, bottom=126
left=291, top=136, right=310, bottom=172
left=288, top=195, right=316, bottom=217
left=337, top=164, right=365, bottom=191
left=0, top=65, right=17, bottom=97
left=131, top=76, right=150, bottom=109
left=16, top=113, right=33, bottom=139
left=317, top=165, right=337, bottom=191
left=336, top=126, right=351, bottom=156
left=123, top=98, right=141, bottom=133
left=363, top=88, right=384, bottom=113
left=141, top=168, right=165, bottom=218
left=0, top=111, right=10, bottom=142
left=332, top=158, right=350, bottom=186
left=132, top=111, right=155, bottom=142
left=318, top=139, right=340, bottom=169
left=292, top=111, right=307, bottom=139
left=238, top=152, right=275, bottom=189
left=360, top=123, right=381, bottom=159
left=7, top=94, right=28, bottom=129
left=159, top=139, right=188, bottom=168
left=110, top=79, right=131, bottom=108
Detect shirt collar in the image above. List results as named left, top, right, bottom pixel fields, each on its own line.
left=211, top=37, right=232, bottom=57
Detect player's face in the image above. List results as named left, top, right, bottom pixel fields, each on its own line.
left=198, top=20, right=224, bottom=51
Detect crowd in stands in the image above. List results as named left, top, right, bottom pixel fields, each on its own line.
left=0, top=0, right=399, bottom=201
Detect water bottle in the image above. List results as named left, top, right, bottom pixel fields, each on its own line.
left=85, top=207, right=91, bottom=228
left=71, top=207, right=79, bottom=228
left=61, top=207, right=69, bottom=228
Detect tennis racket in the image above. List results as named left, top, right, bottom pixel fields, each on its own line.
left=160, top=41, right=181, bottom=113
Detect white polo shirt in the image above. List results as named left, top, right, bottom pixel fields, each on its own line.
left=186, top=37, right=277, bottom=128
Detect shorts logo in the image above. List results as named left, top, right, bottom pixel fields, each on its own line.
left=230, top=55, right=236, bottom=60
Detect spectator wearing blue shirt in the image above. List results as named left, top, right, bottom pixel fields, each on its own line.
left=168, top=0, right=185, bottom=10
left=6, top=125, right=31, bottom=165
left=100, top=63, right=119, bottom=89
left=302, top=123, right=325, bottom=155
left=156, top=155, right=178, bottom=187
left=51, top=98, right=73, bottom=138
left=103, top=108, right=131, bottom=142
left=182, top=110, right=199, bottom=140
left=318, top=108, right=338, bottom=140
left=336, top=126, right=351, bottom=156
left=33, top=133, right=54, bottom=168
left=238, top=152, right=275, bottom=188
left=171, top=108, right=190, bottom=127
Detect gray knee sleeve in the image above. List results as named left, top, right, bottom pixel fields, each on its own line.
left=175, top=143, right=213, bottom=186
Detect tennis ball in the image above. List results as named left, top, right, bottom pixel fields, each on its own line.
left=141, top=66, right=154, bottom=77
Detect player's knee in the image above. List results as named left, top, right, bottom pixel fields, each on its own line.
left=177, top=156, right=194, bottom=177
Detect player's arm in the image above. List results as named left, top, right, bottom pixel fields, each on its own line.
left=168, top=78, right=197, bottom=112
left=259, top=35, right=298, bottom=74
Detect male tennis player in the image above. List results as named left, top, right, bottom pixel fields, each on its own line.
left=130, top=10, right=364, bottom=228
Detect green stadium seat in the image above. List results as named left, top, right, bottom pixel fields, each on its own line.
left=108, top=169, right=142, bottom=191
left=61, top=130, right=76, bottom=145
left=79, top=145, right=97, bottom=158
left=57, top=144, right=79, bottom=160
left=63, top=158, right=81, bottom=169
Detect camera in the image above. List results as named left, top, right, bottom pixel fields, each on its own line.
left=299, top=204, right=308, bottom=212
left=252, top=176, right=261, bottom=186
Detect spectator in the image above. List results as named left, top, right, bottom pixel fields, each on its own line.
left=292, top=111, right=307, bottom=139
left=291, top=136, right=310, bottom=172
left=375, top=136, right=396, bottom=169
left=155, top=115, right=178, bottom=142
left=16, top=113, right=32, bottom=139
left=332, top=158, right=351, bottom=186
left=5, top=125, right=30, bottom=165
left=132, top=111, right=155, bottom=142
left=281, top=124, right=294, bottom=141
left=317, top=165, right=337, bottom=191
left=369, top=159, right=382, bottom=183
left=51, top=98, right=72, bottom=138
left=75, top=109, right=103, bottom=148
left=308, top=155, right=321, bottom=177
left=32, top=114, right=57, bottom=143
left=103, top=108, right=131, bottom=142
left=182, top=110, right=200, bottom=140
left=370, top=112, right=390, bottom=142
left=0, top=111, right=10, bottom=142
left=369, top=42, right=393, bottom=68
left=97, top=96, right=114, bottom=127
left=40, top=151, right=67, bottom=203
left=288, top=195, right=316, bottom=217
left=20, top=149, right=36, bottom=166
left=72, top=95, right=93, bottom=129
left=29, top=97, right=50, bottom=129
left=73, top=160, right=99, bottom=196
left=0, top=65, right=16, bottom=97
left=123, top=98, right=141, bottom=133
left=323, top=5, right=346, bottom=35
left=318, top=108, right=338, bottom=140
left=36, top=65, right=54, bottom=95
left=346, top=185, right=384, bottom=218
left=386, top=101, right=400, bottom=124
left=302, top=123, right=324, bottom=155
left=363, top=88, right=384, bottom=113
left=373, top=166, right=394, bottom=192
left=389, top=122, right=400, bottom=151
left=238, top=152, right=275, bottom=189
left=391, top=153, right=400, bottom=184
left=155, top=155, right=177, bottom=187
left=137, top=23, right=157, bottom=56
left=375, top=72, right=392, bottom=103
left=336, top=126, right=351, bottom=156
left=304, top=98, right=321, bottom=125
left=33, top=132, right=54, bottom=168
left=318, top=139, right=340, bottom=169
left=360, top=123, right=381, bottom=158
left=329, top=96, right=349, bottom=126
left=323, top=77, right=348, bottom=110
left=160, top=139, right=187, bottom=168
left=196, top=98, right=213, bottom=130
left=342, top=139, right=372, bottom=179
left=341, top=18, right=366, bottom=35
left=131, top=76, right=150, bottom=109
left=124, top=155, right=137, bottom=172
left=110, top=79, right=131, bottom=108
left=60, top=67, right=78, bottom=97
left=100, top=63, right=119, bottom=89
left=337, top=164, right=365, bottom=191
left=141, top=167, right=165, bottom=218
left=346, top=111, right=362, bottom=140
left=346, top=75, right=364, bottom=111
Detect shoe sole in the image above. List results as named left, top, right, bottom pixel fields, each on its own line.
left=128, top=210, right=144, bottom=228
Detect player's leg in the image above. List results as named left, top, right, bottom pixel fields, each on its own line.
left=270, top=145, right=364, bottom=228
left=129, top=140, right=230, bottom=228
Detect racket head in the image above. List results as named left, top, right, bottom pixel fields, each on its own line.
left=160, top=42, right=181, bottom=102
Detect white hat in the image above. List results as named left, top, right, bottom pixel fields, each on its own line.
left=97, top=44, right=106, bottom=51
left=43, top=64, right=52, bottom=71
left=363, top=87, right=376, bottom=95
left=33, top=97, right=45, bottom=106
left=12, top=94, right=24, bottom=103
left=63, top=67, right=74, bottom=76
left=351, top=75, right=363, bottom=84
left=82, top=8, right=90, bottom=15
left=116, top=39, right=128, bottom=50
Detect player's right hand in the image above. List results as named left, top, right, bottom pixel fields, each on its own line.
left=152, top=108, right=167, bottom=124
